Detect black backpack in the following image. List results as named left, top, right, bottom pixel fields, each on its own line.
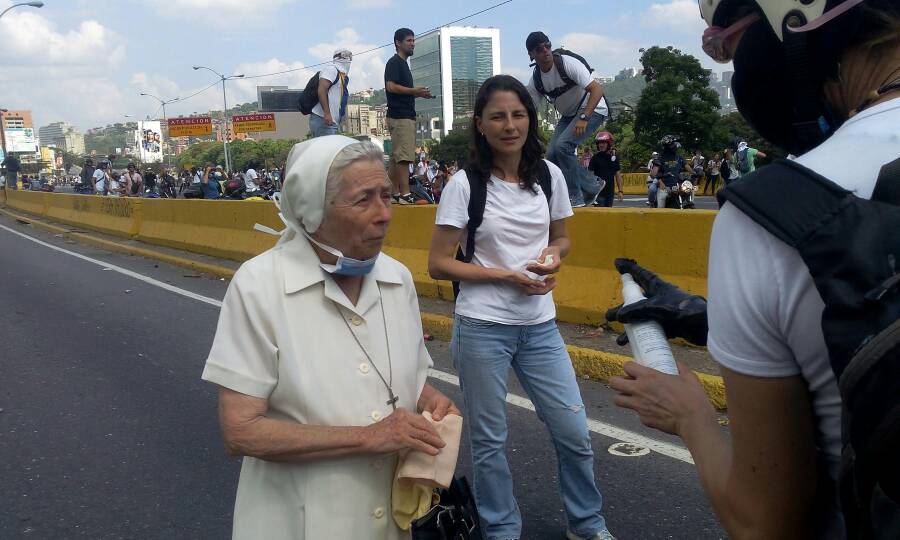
left=532, top=49, right=594, bottom=101
left=298, top=71, right=342, bottom=115
left=718, top=158, right=900, bottom=540
left=453, top=160, right=553, bottom=298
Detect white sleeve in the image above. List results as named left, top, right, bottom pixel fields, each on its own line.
left=319, top=65, right=338, bottom=84
left=707, top=203, right=800, bottom=377
left=526, top=77, right=542, bottom=109
left=434, top=170, right=471, bottom=229
left=202, top=269, right=280, bottom=398
left=545, top=160, right=573, bottom=221
left=563, top=55, right=593, bottom=89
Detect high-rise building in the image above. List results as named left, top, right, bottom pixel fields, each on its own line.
left=721, top=71, right=734, bottom=86
left=38, top=121, right=86, bottom=155
left=408, top=26, right=501, bottom=142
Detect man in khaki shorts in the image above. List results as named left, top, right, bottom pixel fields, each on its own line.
left=384, top=27, right=433, bottom=204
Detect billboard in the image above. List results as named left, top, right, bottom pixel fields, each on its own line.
left=137, top=121, right=163, bottom=163
left=168, top=116, right=212, bottom=137
left=233, top=113, right=276, bottom=133
left=4, top=127, right=38, bottom=153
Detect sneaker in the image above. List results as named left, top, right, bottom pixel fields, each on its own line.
left=566, top=529, right=616, bottom=540
left=391, top=193, right=402, bottom=204
left=398, top=193, right=415, bottom=205
left=572, top=202, right=586, bottom=208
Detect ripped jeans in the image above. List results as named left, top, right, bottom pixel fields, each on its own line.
left=452, top=315, right=608, bottom=540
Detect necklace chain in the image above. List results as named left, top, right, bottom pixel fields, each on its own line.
left=333, top=284, right=397, bottom=410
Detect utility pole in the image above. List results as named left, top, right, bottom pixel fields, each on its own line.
left=193, top=66, right=244, bottom=173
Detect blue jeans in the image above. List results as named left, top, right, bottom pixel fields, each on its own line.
left=547, top=112, right=607, bottom=206
left=309, top=113, right=338, bottom=138
left=648, top=181, right=658, bottom=206
left=451, top=315, right=608, bottom=540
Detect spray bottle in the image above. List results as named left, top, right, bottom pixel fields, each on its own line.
left=620, top=273, right=679, bottom=375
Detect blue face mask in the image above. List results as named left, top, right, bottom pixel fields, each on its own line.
left=302, top=230, right=378, bottom=276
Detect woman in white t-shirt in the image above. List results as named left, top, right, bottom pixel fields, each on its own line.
left=428, top=75, right=614, bottom=540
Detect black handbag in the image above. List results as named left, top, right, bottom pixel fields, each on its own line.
left=411, top=476, right=483, bottom=540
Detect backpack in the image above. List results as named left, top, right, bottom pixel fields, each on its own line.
left=532, top=49, right=594, bottom=101
left=452, top=160, right=554, bottom=298
left=299, top=71, right=342, bottom=115
left=718, top=158, right=900, bottom=540
left=736, top=148, right=751, bottom=174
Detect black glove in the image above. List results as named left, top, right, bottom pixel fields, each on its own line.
left=605, top=258, right=709, bottom=346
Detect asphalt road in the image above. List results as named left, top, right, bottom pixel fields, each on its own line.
left=0, top=213, right=725, bottom=540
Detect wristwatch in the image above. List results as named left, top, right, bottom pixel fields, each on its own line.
left=579, top=113, right=588, bottom=121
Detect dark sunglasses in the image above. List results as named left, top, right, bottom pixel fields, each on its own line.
left=531, top=42, right=551, bottom=54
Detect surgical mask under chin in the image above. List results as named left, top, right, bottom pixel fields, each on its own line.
left=302, top=230, right=378, bottom=276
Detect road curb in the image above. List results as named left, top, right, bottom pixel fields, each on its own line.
left=2, top=206, right=728, bottom=410
left=0, top=207, right=237, bottom=279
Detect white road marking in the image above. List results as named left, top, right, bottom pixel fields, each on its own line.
left=0, top=223, right=223, bottom=308
left=1, top=220, right=695, bottom=465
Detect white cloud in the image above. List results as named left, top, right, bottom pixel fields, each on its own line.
left=644, top=0, right=707, bottom=33
left=0, top=11, right=124, bottom=68
left=557, top=33, right=637, bottom=76
left=306, top=28, right=389, bottom=94
left=143, top=0, right=298, bottom=27
left=346, top=0, right=392, bottom=9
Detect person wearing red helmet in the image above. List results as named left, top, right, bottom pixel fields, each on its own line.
left=588, top=132, right=623, bottom=207
left=605, top=1, right=900, bottom=539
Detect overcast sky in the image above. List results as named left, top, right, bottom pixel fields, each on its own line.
left=0, top=0, right=727, bottom=132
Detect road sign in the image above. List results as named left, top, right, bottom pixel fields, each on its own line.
left=168, top=117, right=212, bottom=137
left=232, top=113, right=276, bottom=133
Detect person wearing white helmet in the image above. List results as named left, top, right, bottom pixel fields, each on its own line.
left=605, top=1, right=900, bottom=539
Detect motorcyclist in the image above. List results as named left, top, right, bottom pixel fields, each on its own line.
left=649, top=135, right=693, bottom=208
left=605, top=1, right=900, bottom=538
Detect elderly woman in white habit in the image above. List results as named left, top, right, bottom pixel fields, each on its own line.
left=201, top=135, right=460, bottom=539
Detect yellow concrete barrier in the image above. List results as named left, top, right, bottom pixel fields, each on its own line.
left=136, top=198, right=282, bottom=261
left=5, top=192, right=714, bottom=326
left=5, top=190, right=48, bottom=216
left=44, top=194, right=141, bottom=238
left=622, top=173, right=650, bottom=195
left=383, top=206, right=714, bottom=325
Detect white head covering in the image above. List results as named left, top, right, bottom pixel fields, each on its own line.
left=257, top=135, right=357, bottom=244
left=737, top=141, right=749, bottom=152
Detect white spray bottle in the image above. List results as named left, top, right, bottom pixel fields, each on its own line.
left=620, top=273, right=679, bottom=375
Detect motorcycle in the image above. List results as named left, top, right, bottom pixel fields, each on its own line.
left=663, top=173, right=697, bottom=209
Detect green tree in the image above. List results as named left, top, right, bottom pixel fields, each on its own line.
left=429, top=130, right=470, bottom=166
left=634, top=46, right=722, bottom=154
left=713, top=112, right=785, bottom=164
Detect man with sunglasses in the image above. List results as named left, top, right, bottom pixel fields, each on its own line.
left=526, top=31, right=609, bottom=208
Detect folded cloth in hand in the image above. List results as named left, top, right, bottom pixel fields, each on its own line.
left=392, top=412, right=463, bottom=530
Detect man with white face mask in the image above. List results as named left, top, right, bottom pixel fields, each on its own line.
left=311, top=49, right=352, bottom=138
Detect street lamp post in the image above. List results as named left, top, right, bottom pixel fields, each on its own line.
left=0, top=108, right=8, bottom=160
left=139, top=93, right=179, bottom=165
left=0, top=1, right=44, bottom=19
left=192, top=66, right=244, bottom=173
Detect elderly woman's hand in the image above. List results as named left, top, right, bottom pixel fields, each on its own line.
left=362, top=408, right=447, bottom=456
left=417, top=385, right=461, bottom=421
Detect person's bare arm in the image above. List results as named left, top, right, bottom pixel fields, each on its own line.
left=217, top=387, right=446, bottom=463
left=615, top=172, right=624, bottom=200
left=386, top=81, right=432, bottom=98
left=427, top=224, right=553, bottom=295
left=611, top=363, right=818, bottom=539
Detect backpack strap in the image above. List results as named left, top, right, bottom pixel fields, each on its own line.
left=537, top=159, right=553, bottom=205
left=460, top=166, right=489, bottom=264
left=871, top=157, right=900, bottom=206
left=716, top=159, right=853, bottom=248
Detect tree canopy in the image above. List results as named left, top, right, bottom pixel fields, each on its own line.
left=174, top=138, right=298, bottom=172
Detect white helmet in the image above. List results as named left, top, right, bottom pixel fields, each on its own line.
left=699, top=0, right=848, bottom=40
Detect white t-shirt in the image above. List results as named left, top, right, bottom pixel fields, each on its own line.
left=527, top=55, right=609, bottom=118
left=92, top=168, right=107, bottom=192
left=435, top=160, right=573, bottom=325
left=311, top=64, right=346, bottom=123
left=244, top=168, right=259, bottom=191
left=707, top=97, right=900, bottom=539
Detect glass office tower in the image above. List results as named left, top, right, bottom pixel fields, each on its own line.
left=409, top=27, right=501, bottom=143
